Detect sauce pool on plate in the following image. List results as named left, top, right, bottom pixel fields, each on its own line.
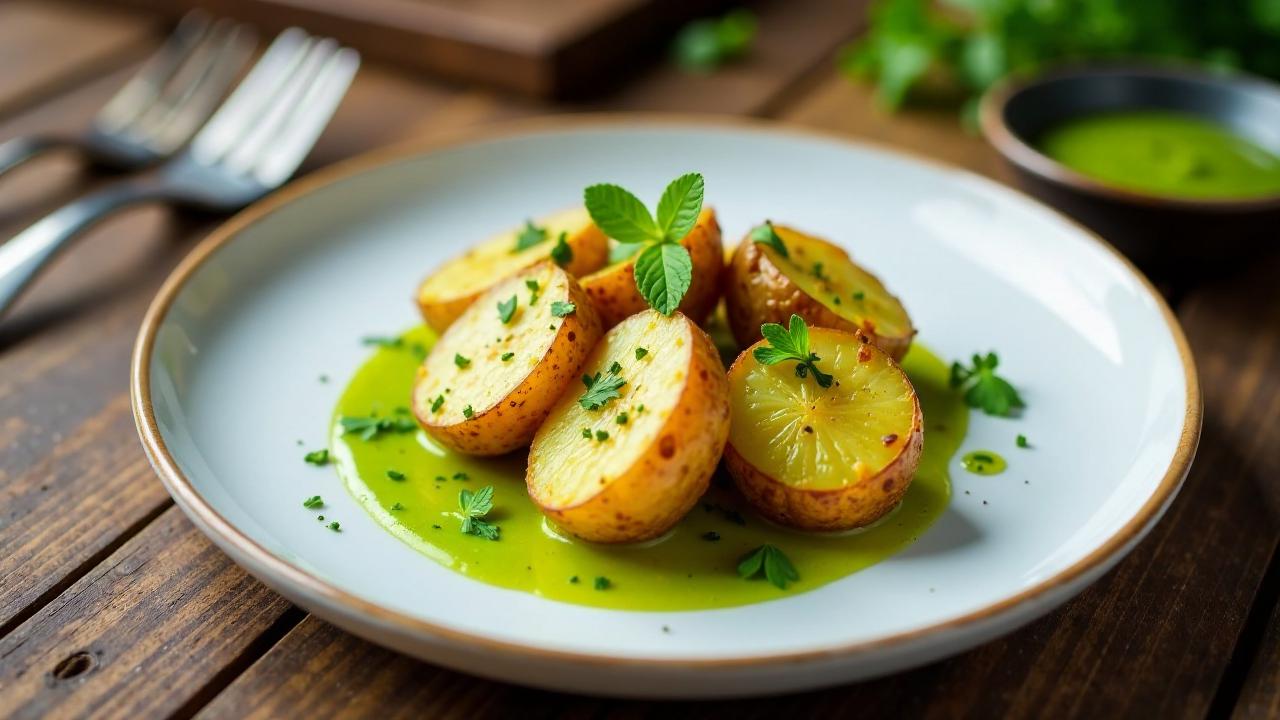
left=331, top=326, right=969, bottom=611
left=1036, top=111, right=1280, bottom=199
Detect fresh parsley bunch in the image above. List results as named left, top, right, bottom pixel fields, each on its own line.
left=584, top=173, right=704, bottom=315
left=843, top=0, right=1280, bottom=116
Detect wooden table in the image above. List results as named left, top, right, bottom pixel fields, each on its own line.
left=2, top=2, right=1278, bottom=717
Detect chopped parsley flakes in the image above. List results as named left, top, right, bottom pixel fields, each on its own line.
left=303, top=449, right=329, bottom=466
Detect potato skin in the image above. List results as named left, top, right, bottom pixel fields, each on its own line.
left=412, top=268, right=603, bottom=455
left=416, top=224, right=608, bottom=333
left=529, top=314, right=730, bottom=543
left=723, top=331, right=924, bottom=531
left=582, top=208, right=723, bottom=329
left=724, top=235, right=913, bottom=361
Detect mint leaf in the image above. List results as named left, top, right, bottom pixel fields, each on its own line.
left=609, top=241, right=646, bottom=264
left=634, top=242, right=692, bottom=315
left=584, top=184, right=662, bottom=244
left=458, top=485, right=499, bottom=540
left=655, top=173, right=704, bottom=242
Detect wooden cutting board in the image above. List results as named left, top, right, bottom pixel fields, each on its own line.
left=102, top=0, right=736, bottom=98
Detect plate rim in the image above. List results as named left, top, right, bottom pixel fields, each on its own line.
left=130, top=113, right=1202, bottom=668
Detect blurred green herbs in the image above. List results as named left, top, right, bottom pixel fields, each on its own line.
left=841, top=0, right=1280, bottom=115
left=673, top=9, right=758, bottom=71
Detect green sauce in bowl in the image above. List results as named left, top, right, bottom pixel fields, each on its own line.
left=1037, top=111, right=1280, bottom=199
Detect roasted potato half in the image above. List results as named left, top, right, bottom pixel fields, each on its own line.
left=725, top=224, right=915, bottom=360
left=527, top=310, right=730, bottom=543
left=581, top=208, right=723, bottom=328
left=725, top=327, right=923, bottom=531
left=412, top=262, right=603, bottom=455
left=416, top=208, right=609, bottom=332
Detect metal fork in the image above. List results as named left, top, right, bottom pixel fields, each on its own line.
left=0, top=29, right=360, bottom=318
left=0, top=12, right=255, bottom=177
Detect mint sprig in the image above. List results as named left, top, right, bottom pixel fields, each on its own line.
left=459, top=485, right=500, bottom=540
left=753, top=315, right=833, bottom=388
left=584, top=173, right=703, bottom=315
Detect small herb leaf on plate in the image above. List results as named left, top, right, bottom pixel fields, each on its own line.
left=753, top=315, right=833, bottom=388
left=497, top=295, right=518, bottom=324
left=303, top=449, right=330, bottom=466
left=550, top=231, right=573, bottom=267
left=550, top=301, right=576, bottom=317
left=950, top=352, right=1025, bottom=417
left=738, top=544, right=799, bottom=589
left=513, top=219, right=547, bottom=252
left=749, top=220, right=788, bottom=258
left=458, top=485, right=500, bottom=540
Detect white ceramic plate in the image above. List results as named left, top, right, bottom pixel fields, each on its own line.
left=132, top=117, right=1199, bottom=698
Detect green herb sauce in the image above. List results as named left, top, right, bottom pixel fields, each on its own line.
left=961, top=450, right=1007, bottom=476
left=331, top=326, right=968, bottom=611
left=1037, top=111, right=1280, bottom=199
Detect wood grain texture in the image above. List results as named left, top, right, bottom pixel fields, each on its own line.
left=102, top=0, right=733, bottom=98
left=0, top=507, right=296, bottom=720
left=0, top=1, right=157, bottom=120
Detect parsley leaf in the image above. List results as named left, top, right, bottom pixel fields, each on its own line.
left=594, top=576, right=611, bottom=590
left=737, top=544, right=799, bottom=589
left=339, top=415, right=417, bottom=441
left=463, top=405, right=474, bottom=419
left=454, top=353, right=471, bottom=369
left=550, top=231, right=573, bottom=267
left=550, top=301, right=576, bottom=317
left=950, top=352, right=1025, bottom=417
left=430, top=395, right=445, bottom=413
left=634, top=347, right=648, bottom=360
left=749, top=221, right=788, bottom=258
left=497, top=295, right=518, bottom=324
left=513, top=219, right=547, bottom=252
left=501, top=352, right=515, bottom=362
left=1017, top=433, right=1030, bottom=448
left=579, top=365, right=626, bottom=410
left=458, top=485, right=500, bottom=540
left=303, top=495, right=324, bottom=509
left=752, top=315, right=833, bottom=388
left=386, top=469, right=406, bottom=481
left=303, top=449, right=330, bottom=466
left=634, top=242, right=693, bottom=315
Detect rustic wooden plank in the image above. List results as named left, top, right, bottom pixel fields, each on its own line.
left=0, top=1, right=157, bottom=120
left=582, top=0, right=866, bottom=115
left=103, top=0, right=734, bottom=98
left=0, top=62, right=467, bottom=635
left=200, top=73, right=1279, bottom=718
left=0, top=507, right=298, bottom=720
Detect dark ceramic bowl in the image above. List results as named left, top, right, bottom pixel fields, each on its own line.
left=980, top=66, right=1280, bottom=269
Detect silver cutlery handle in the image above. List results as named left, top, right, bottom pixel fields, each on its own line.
left=0, top=136, right=65, bottom=177
left=0, top=180, right=161, bottom=317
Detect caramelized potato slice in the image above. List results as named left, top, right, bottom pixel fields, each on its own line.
left=725, top=327, right=923, bottom=531
left=416, top=208, right=608, bottom=332
left=581, top=208, right=723, bottom=328
left=725, top=224, right=915, bottom=360
left=412, top=262, right=603, bottom=455
left=527, top=310, right=730, bottom=543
